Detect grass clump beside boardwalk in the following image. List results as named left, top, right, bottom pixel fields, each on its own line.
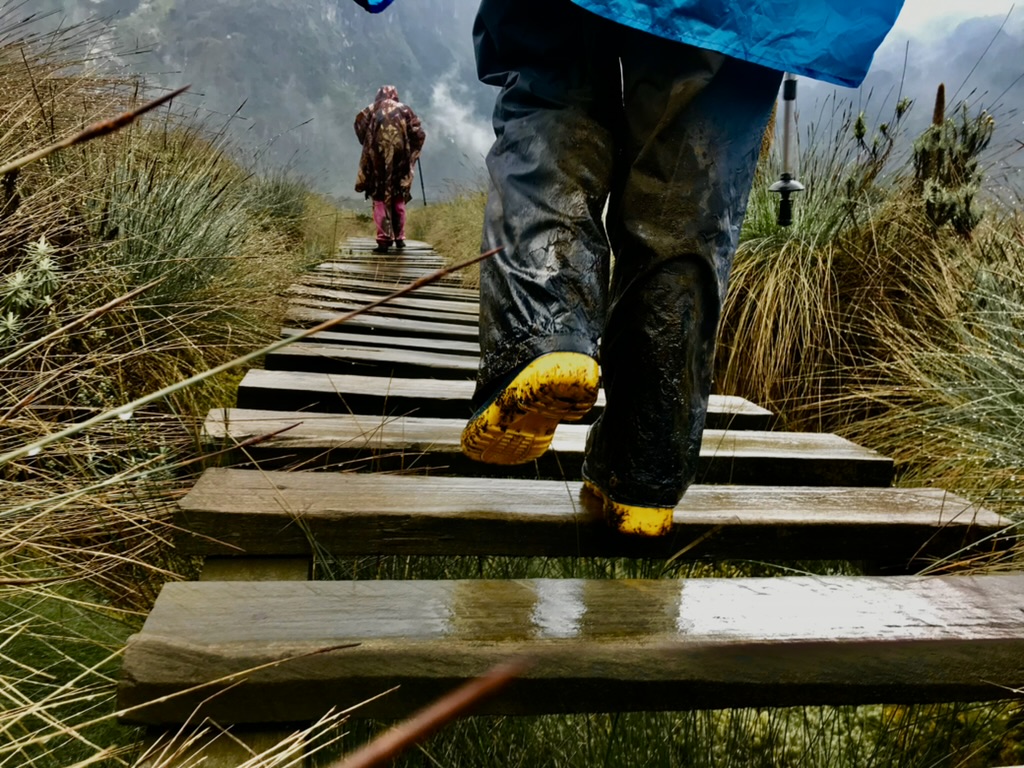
left=718, top=86, right=1024, bottom=530
left=0, top=12, right=362, bottom=767
left=406, top=185, right=486, bottom=287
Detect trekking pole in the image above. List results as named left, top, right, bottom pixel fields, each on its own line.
left=769, top=72, right=804, bottom=227
left=417, top=157, right=427, bottom=206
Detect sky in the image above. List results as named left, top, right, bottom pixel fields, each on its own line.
left=894, top=0, right=1017, bottom=34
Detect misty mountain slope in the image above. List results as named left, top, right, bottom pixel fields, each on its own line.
left=43, top=0, right=494, bottom=202
left=30, top=1, right=1024, bottom=201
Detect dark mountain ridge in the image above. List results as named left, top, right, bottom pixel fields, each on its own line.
left=28, top=1, right=1024, bottom=203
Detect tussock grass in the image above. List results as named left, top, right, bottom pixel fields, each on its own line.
left=405, top=184, right=486, bottom=287
left=0, top=10, right=359, bottom=766
left=330, top=701, right=1024, bottom=768
left=839, top=216, right=1024, bottom=530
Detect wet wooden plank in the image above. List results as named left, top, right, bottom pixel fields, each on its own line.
left=300, top=273, right=477, bottom=301
left=138, top=551, right=312, bottom=765
left=289, top=296, right=478, bottom=327
left=309, top=264, right=453, bottom=288
left=235, top=369, right=476, bottom=418
left=285, top=307, right=479, bottom=341
left=314, top=262, right=471, bottom=292
left=204, top=409, right=892, bottom=486
left=176, top=468, right=1009, bottom=562
left=280, top=327, right=480, bottom=356
left=338, top=253, right=443, bottom=264
left=342, top=237, right=437, bottom=254
left=311, top=268, right=471, bottom=296
left=234, top=371, right=773, bottom=431
left=265, top=341, right=480, bottom=379
left=118, top=573, right=1024, bottom=724
left=288, top=284, right=479, bottom=317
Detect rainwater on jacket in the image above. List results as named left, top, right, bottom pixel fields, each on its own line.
left=573, top=0, right=905, bottom=88
left=350, top=0, right=905, bottom=88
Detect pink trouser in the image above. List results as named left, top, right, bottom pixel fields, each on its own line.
left=373, top=199, right=406, bottom=244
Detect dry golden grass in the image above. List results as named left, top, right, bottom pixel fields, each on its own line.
left=405, top=186, right=486, bottom=287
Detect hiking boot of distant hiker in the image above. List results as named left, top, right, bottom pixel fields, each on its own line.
left=461, top=352, right=599, bottom=465
left=395, top=239, right=406, bottom=249
left=373, top=242, right=390, bottom=254
left=580, top=480, right=674, bottom=537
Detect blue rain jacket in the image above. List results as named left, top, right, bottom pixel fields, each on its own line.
left=351, top=0, right=903, bottom=88
left=572, top=0, right=904, bottom=87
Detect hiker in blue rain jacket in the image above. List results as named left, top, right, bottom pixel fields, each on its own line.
left=352, top=0, right=905, bottom=536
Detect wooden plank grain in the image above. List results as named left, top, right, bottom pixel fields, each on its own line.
left=285, top=307, right=479, bottom=341
left=307, top=269, right=452, bottom=292
left=264, top=342, right=479, bottom=379
left=289, top=296, right=479, bottom=327
left=299, top=273, right=477, bottom=301
left=288, top=284, right=479, bottom=317
left=175, top=468, right=1010, bottom=562
left=205, top=409, right=892, bottom=486
left=118, top=574, right=1024, bottom=724
left=234, top=370, right=773, bottom=430
left=280, top=327, right=480, bottom=356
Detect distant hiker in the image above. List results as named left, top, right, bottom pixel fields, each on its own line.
left=354, top=85, right=425, bottom=254
left=351, top=0, right=904, bottom=537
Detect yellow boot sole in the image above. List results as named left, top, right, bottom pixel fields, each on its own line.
left=582, top=481, right=674, bottom=537
left=461, top=352, right=599, bottom=465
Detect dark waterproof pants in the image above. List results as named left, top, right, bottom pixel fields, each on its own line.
left=473, top=0, right=782, bottom=507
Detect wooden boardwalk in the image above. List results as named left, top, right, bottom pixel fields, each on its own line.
left=119, top=238, right=1022, bottom=747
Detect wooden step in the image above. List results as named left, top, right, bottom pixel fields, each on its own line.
left=288, top=284, right=479, bottom=317
left=341, top=237, right=437, bottom=254
left=234, top=370, right=773, bottom=430
left=205, top=409, right=892, bottom=486
left=280, top=327, right=480, bottom=356
left=176, top=469, right=1008, bottom=562
left=315, top=262, right=471, bottom=292
left=289, top=296, right=478, bottom=327
left=317, top=259, right=447, bottom=277
left=286, top=306, right=479, bottom=341
left=299, top=273, right=478, bottom=301
left=265, top=341, right=480, bottom=379
left=118, top=573, right=1024, bottom=725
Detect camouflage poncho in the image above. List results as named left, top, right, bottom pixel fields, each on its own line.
left=354, top=85, right=426, bottom=206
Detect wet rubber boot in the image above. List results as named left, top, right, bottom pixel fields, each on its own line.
left=461, top=352, right=600, bottom=465
left=581, top=482, right=674, bottom=537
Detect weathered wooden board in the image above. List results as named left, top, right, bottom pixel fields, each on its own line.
left=289, top=296, right=479, bottom=327
left=176, top=468, right=1009, bottom=562
left=288, top=284, right=479, bottom=317
left=234, top=370, right=773, bottom=431
left=138, top=547, right=313, bottom=766
left=205, top=409, right=892, bottom=486
left=342, top=237, right=438, bottom=254
left=320, top=255, right=444, bottom=271
left=265, top=341, right=480, bottom=379
left=317, top=260, right=466, bottom=280
left=313, top=268, right=473, bottom=296
left=310, top=264, right=451, bottom=288
left=299, top=273, right=477, bottom=301
left=280, top=327, right=480, bottom=356
left=118, top=574, right=1024, bottom=724
left=285, top=307, right=480, bottom=341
